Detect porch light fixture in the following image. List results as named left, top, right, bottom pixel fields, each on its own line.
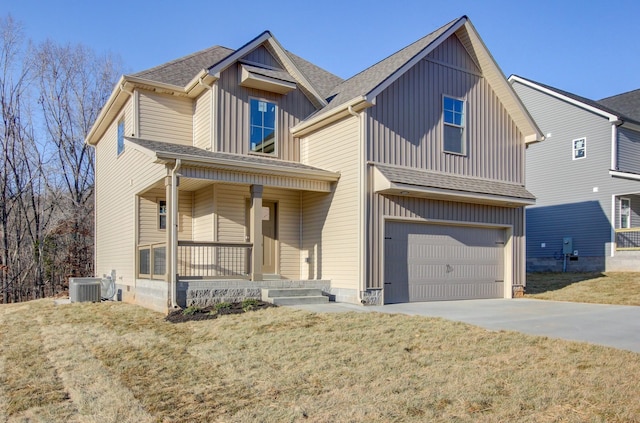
left=400, top=191, right=410, bottom=195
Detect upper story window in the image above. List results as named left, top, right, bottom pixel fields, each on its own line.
left=117, top=118, right=125, bottom=155
left=250, top=98, right=276, bottom=155
left=573, top=137, right=586, bottom=160
left=443, top=96, right=465, bottom=155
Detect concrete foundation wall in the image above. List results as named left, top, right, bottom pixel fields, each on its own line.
left=527, top=256, right=606, bottom=273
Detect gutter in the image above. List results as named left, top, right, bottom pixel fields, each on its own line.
left=291, top=96, right=372, bottom=137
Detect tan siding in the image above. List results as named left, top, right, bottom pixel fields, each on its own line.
left=300, top=117, right=360, bottom=289
left=216, top=60, right=316, bottom=161
left=367, top=193, right=525, bottom=290
left=94, top=97, right=167, bottom=287
left=192, top=186, right=214, bottom=241
left=366, top=39, right=524, bottom=184
left=138, top=90, right=193, bottom=145
left=193, top=90, right=212, bottom=150
left=263, top=187, right=300, bottom=279
left=139, top=189, right=193, bottom=244
left=216, top=184, right=249, bottom=243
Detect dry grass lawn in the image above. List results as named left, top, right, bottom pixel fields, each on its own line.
left=526, top=272, right=640, bottom=305
left=1, top=299, right=640, bottom=422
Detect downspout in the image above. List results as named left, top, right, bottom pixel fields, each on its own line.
left=170, top=159, right=182, bottom=309
left=348, top=105, right=366, bottom=303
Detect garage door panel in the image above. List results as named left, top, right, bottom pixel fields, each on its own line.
left=384, top=222, right=505, bottom=303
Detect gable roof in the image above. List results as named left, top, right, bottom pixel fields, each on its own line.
left=509, top=75, right=640, bottom=127
left=292, top=16, right=543, bottom=143
left=599, top=89, right=640, bottom=122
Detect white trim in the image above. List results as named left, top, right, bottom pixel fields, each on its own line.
left=611, top=122, right=618, bottom=170
left=442, top=95, right=467, bottom=155
left=620, top=197, right=631, bottom=229
left=572, top=137, right=586, bottom=160
left=248, top=97, right=278, bottom=157
left=609, top=170, right=640, bottom=181
left=290, top=96, right=372, bottom=137
left=508, top=75, right=620, bottom=121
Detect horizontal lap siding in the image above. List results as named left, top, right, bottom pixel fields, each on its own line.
left=95, top=98, right=167, bottom=286
left=193, top=186, right=214, bottom=241
left=618, top=127, right=640, bottom=175
left=367, top=35, right=524, bottom=184
left=301, top=117, right=360, bottom=289
left=138, top=91, right=193, bottom=145
left=139, top=189, right=193, bottom=244
left=369, top=194, right=524, bottom=289
left=193, top=90, right=212, bottom=150
left=216, top=184, right=249, bottom=243
left=264, top=187, right=301, bottom=279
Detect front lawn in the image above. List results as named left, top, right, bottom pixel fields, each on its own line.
left=526, top=272, right=640, bottom=305
left=1, top=299, right=639, bottom=422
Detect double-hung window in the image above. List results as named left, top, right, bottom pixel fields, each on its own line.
left=443, top=96, right=465, bottom=155
left=573, top=137, right=586, bottom=160
left=117, top=118, right=125, bottom=155
left=250, top=99, right=276, bottom=154
left=620, top=198, right=631, bottom=229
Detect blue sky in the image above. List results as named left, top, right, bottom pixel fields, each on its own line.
left=3, top=0, right=639, bottom=100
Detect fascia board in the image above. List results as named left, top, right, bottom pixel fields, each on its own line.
left=85, top=75, right=127, bottom=145
left=208, top=32, right=272, bottom=78
left=509, top=75, right=619, bottom=121
left=291, top=97, right=372, bottom=137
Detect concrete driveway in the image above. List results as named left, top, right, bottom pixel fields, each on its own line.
left=294, top=299, right=640, bottom=353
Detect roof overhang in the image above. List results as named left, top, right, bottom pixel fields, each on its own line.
left=239, top=63, right=297, bottom=94
left=126, top=137, right=340, bottom=183
left=372, top=163, right=535, bottom=207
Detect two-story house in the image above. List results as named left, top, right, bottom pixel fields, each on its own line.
left=510, top=75, right=640, bottom=272
left=86, top=16, right=542, bottom=313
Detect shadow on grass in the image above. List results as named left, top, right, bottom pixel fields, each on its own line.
left=526, top=272, right=606, bottom=294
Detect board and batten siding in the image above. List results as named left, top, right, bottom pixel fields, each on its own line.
left=368, top=193, right=525, bottom=290
left=366, top=35, right=525, bottom=184
left=193, top=90, right=212, bottom=150
left=138, top=188, right=193, bottom=244
left=215, top=60, right=316, bottom=161
left=94, top=97, right=167, bottom=288
left=617, top=127, right=640, bottom=175
left=512, top=81, right=640, bottom=261
left=300, top=116, right=360, bottom=289
left=138, top=90, right=193, bottom=145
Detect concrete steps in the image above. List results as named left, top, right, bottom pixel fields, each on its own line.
left=261, top=288, right=329, bottom=306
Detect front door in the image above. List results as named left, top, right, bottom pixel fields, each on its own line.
left=262, top=201, right=277, bottom=274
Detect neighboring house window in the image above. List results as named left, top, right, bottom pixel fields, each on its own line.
left=573, top=137, right=586, bottom=160
left=443, top=96, right=465, bottom=155
left=620, top=198, right=631, bottom=229
left=159, top=200, right=167, bottom=230
left=117, top=119, right=125, bottom=155
left=249, top=98, right=276, bottom=154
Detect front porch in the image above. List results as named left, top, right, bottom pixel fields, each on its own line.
left=609, top=194, right=640, bottom=270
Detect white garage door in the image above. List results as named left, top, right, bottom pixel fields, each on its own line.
left=384, top=222, right=505, bottom=303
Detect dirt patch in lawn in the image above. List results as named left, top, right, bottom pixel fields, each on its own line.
left=165, top=300, right=277, bottom=323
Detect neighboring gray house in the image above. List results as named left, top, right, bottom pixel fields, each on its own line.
left=85, top=16, right=542, bottom=313
left=510, top=75, right=640, bottom=272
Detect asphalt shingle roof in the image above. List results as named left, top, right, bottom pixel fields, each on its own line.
left=598, top=89, right=640, bottom=122
left=315, top=17, right=463, bottom=116
left=375, top=163, right=535, bottom=200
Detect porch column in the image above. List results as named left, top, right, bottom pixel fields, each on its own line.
left=164, top=176, right=172, bottom=283
left=250, top=184, right=263, bottom=281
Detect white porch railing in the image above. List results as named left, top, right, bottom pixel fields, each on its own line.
left=615, top=228, right=640, bottom=250
left=177, top=241, right=252, bottom=279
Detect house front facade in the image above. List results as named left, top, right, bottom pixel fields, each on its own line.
left=87, top=16, right=542, bottom=313
left=510, top=76, right=640, bottom=272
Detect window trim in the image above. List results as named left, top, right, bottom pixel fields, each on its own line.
left=620, top=197, right=631, bottom=229
left=442, top=95, right=466, bottom=156
left=158, top=199, right=167, bottom=231
left=572, top=137, right=586, bottom=160
left=117, top=118, right=125, bottom=156
left=248, top=97, right=278, bottom=156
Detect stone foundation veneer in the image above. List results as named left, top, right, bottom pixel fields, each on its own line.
left=361, top=289, right=383, bottom=305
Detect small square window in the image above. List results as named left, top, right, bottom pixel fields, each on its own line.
left=117, top=119, right=125, bottom=155
left=249, top=98, right=276, bottom=154
left=573, top=138, right=586, bottom=160
left=159, top=200, right=167, bottom=230
left=443, top=96, right=465, bottom=154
